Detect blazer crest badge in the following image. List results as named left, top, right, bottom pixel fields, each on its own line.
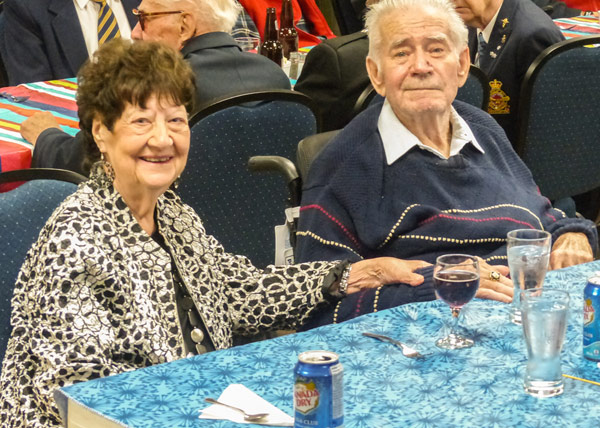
left=488, top=79, right=510, bottom=115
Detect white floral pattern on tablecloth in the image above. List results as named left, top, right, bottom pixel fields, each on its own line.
left=58, top=260, right=600, bottom=427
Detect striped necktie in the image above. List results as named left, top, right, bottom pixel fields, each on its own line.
left=476, top=32, right=487, bottom=66
left=94, top=0, right=121, bottom=45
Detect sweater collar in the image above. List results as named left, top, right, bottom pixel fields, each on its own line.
left=378, top=99, right=485, bottom=165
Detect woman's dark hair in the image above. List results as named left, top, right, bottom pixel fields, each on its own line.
left=77, top=38, right=196, bottom=173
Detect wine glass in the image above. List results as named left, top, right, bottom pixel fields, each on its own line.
left=433, top=254, right=480, bottom=349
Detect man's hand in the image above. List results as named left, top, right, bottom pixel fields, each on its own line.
left=20, top=111, right=60, bottom=145
left=550, top=232, right=594, bottom=270
left=476, top=260, right=513, bottom=303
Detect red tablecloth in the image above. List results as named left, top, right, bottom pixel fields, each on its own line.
left=555, top=15, right=600, bottom=39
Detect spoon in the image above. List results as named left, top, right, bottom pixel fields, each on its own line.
left=204, top=397, right=269, bottom=422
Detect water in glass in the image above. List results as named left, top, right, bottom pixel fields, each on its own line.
left=521, top=288, right=569, bottom=398
left=507, top=229, right=551, bottom=324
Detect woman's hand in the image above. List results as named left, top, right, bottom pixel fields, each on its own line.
left=550, top=232, right=594, bottom=270
left=345, top=257, right=431, bottom=294
left=476, top=259, right=513, bottom=303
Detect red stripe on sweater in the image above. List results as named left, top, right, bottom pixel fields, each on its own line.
left=419, top=213, right=535, bottom=229
left=300, top=204, right=361, bottom=249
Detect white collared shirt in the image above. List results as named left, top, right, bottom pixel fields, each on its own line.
left=475, top=5, right=501, bottom=65
left=377, top=99, right=485, bottom=165
left=73, top=0, right=132, bottom=58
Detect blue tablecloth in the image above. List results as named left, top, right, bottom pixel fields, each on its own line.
left=57, top=260, right=600, bottom=427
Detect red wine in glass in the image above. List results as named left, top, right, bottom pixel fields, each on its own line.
left=433, top=254, right=480, bottom=349
left=434, top=269, right=479, bottom=310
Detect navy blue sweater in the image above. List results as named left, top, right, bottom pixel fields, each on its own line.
left=296, top=101, right=597, bottom=328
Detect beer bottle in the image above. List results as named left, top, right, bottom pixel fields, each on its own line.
left=259, top=7, right=283, bottom=66
left=278, top=0, right=298, bottom=60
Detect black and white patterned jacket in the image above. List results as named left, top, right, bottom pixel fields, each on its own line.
left=0, top=166, right=338, bottom=427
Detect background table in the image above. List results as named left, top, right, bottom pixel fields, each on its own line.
left=56, top=260, right=600, bottom=427
left=555, top=15, right=600, bottom=38
left=0, top=79, right=79, bottom=173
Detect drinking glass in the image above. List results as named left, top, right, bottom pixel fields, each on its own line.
left=235, top=36, right=260, bottom=52
left=521, top=288, right=569, bottom=398
left=507, top=229, right=551, bottom=324
left=433, top=254, right=480, bottom=349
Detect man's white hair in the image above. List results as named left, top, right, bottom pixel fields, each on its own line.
left=192, top=0, right=242, bottom=33
left=365, top=0, right=468, bottom=64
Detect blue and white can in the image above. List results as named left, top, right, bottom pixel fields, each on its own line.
left=294, top=350, right=343, bottom=428
left=583, top=274, right=600, bottom=361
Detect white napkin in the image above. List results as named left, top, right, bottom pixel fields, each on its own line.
left=199, top=384, right=294, bottom=426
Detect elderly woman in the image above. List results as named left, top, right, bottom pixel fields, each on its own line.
left=295, top=0, right=597, bottom=327
left=0, top=39, right=511, bottom=427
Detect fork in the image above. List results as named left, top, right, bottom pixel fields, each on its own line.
left=204, top=397, right=269, bottom=422
left=362, top=332, right=428, bottom=359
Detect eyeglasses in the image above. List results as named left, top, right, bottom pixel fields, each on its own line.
left=132, top=8, right=184, bottom=31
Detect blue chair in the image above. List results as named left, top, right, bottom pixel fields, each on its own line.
left=456, top=65, right=489, bottom=110
left=0, top=168, right=86, bottom=369
left=179, top=90, right=319, bottom=268
left=516, top=36, right=600, bottom=218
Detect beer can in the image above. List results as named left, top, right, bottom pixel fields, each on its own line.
left=583, top=274, right=600, bottom=361
left=294, top=350, right=343, bottom=428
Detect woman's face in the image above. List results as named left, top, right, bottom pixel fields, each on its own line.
left=93, top=95, right=190, bottom=200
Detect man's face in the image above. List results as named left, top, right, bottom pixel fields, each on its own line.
left=131, top=0, right=186, bottom=50
left=451, top=0, right=486, bottom=27
left=366, top=6, right=469, bottom=122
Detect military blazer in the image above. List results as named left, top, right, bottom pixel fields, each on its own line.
left=0, top=165, right=337, bottom=427
left=468, top=0, right=564, bottom=145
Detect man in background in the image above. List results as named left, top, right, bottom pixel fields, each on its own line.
left=452, top=0, right=564, bottom=145
left=21, top=0, right=291, bottom=176
left=294, top=0, right=377, bottom=131
left=2, top=0, right=138, bottom=85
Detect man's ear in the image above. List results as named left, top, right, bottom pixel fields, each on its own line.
left=457, top=46, right=470, bottom=88
left=179, top=12, right=196, bottom=46
left=366, top=56, right=386, bottom=97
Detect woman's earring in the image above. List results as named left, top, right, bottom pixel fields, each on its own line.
left=173, top=176, right=181, bottom=189
left=101, top=153, right=116, bottom=182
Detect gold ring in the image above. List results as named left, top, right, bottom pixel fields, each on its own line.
left=489, top=271, right=501, bottom=281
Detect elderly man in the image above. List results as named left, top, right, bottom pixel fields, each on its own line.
left=295, top=0, right=596, bottom=328
left=2, top=0, right=138, bottom=85
left=21, top=0, right=291, bottom=176
left=452, top=0, right=564, bottom=145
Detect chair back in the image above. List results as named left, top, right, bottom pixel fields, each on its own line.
left=516, top=36, right=600, bottom=201
left=455, top=65, right=489, bottom=110
left=0, top=168, right=85, bottom=368
left=0, top=11, right=7, bottom=87
left=179, top=90, right=319, bottom=268
left=297, top=130, right=341, bottom=184
left=351, top=83, right=380, bottom=117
